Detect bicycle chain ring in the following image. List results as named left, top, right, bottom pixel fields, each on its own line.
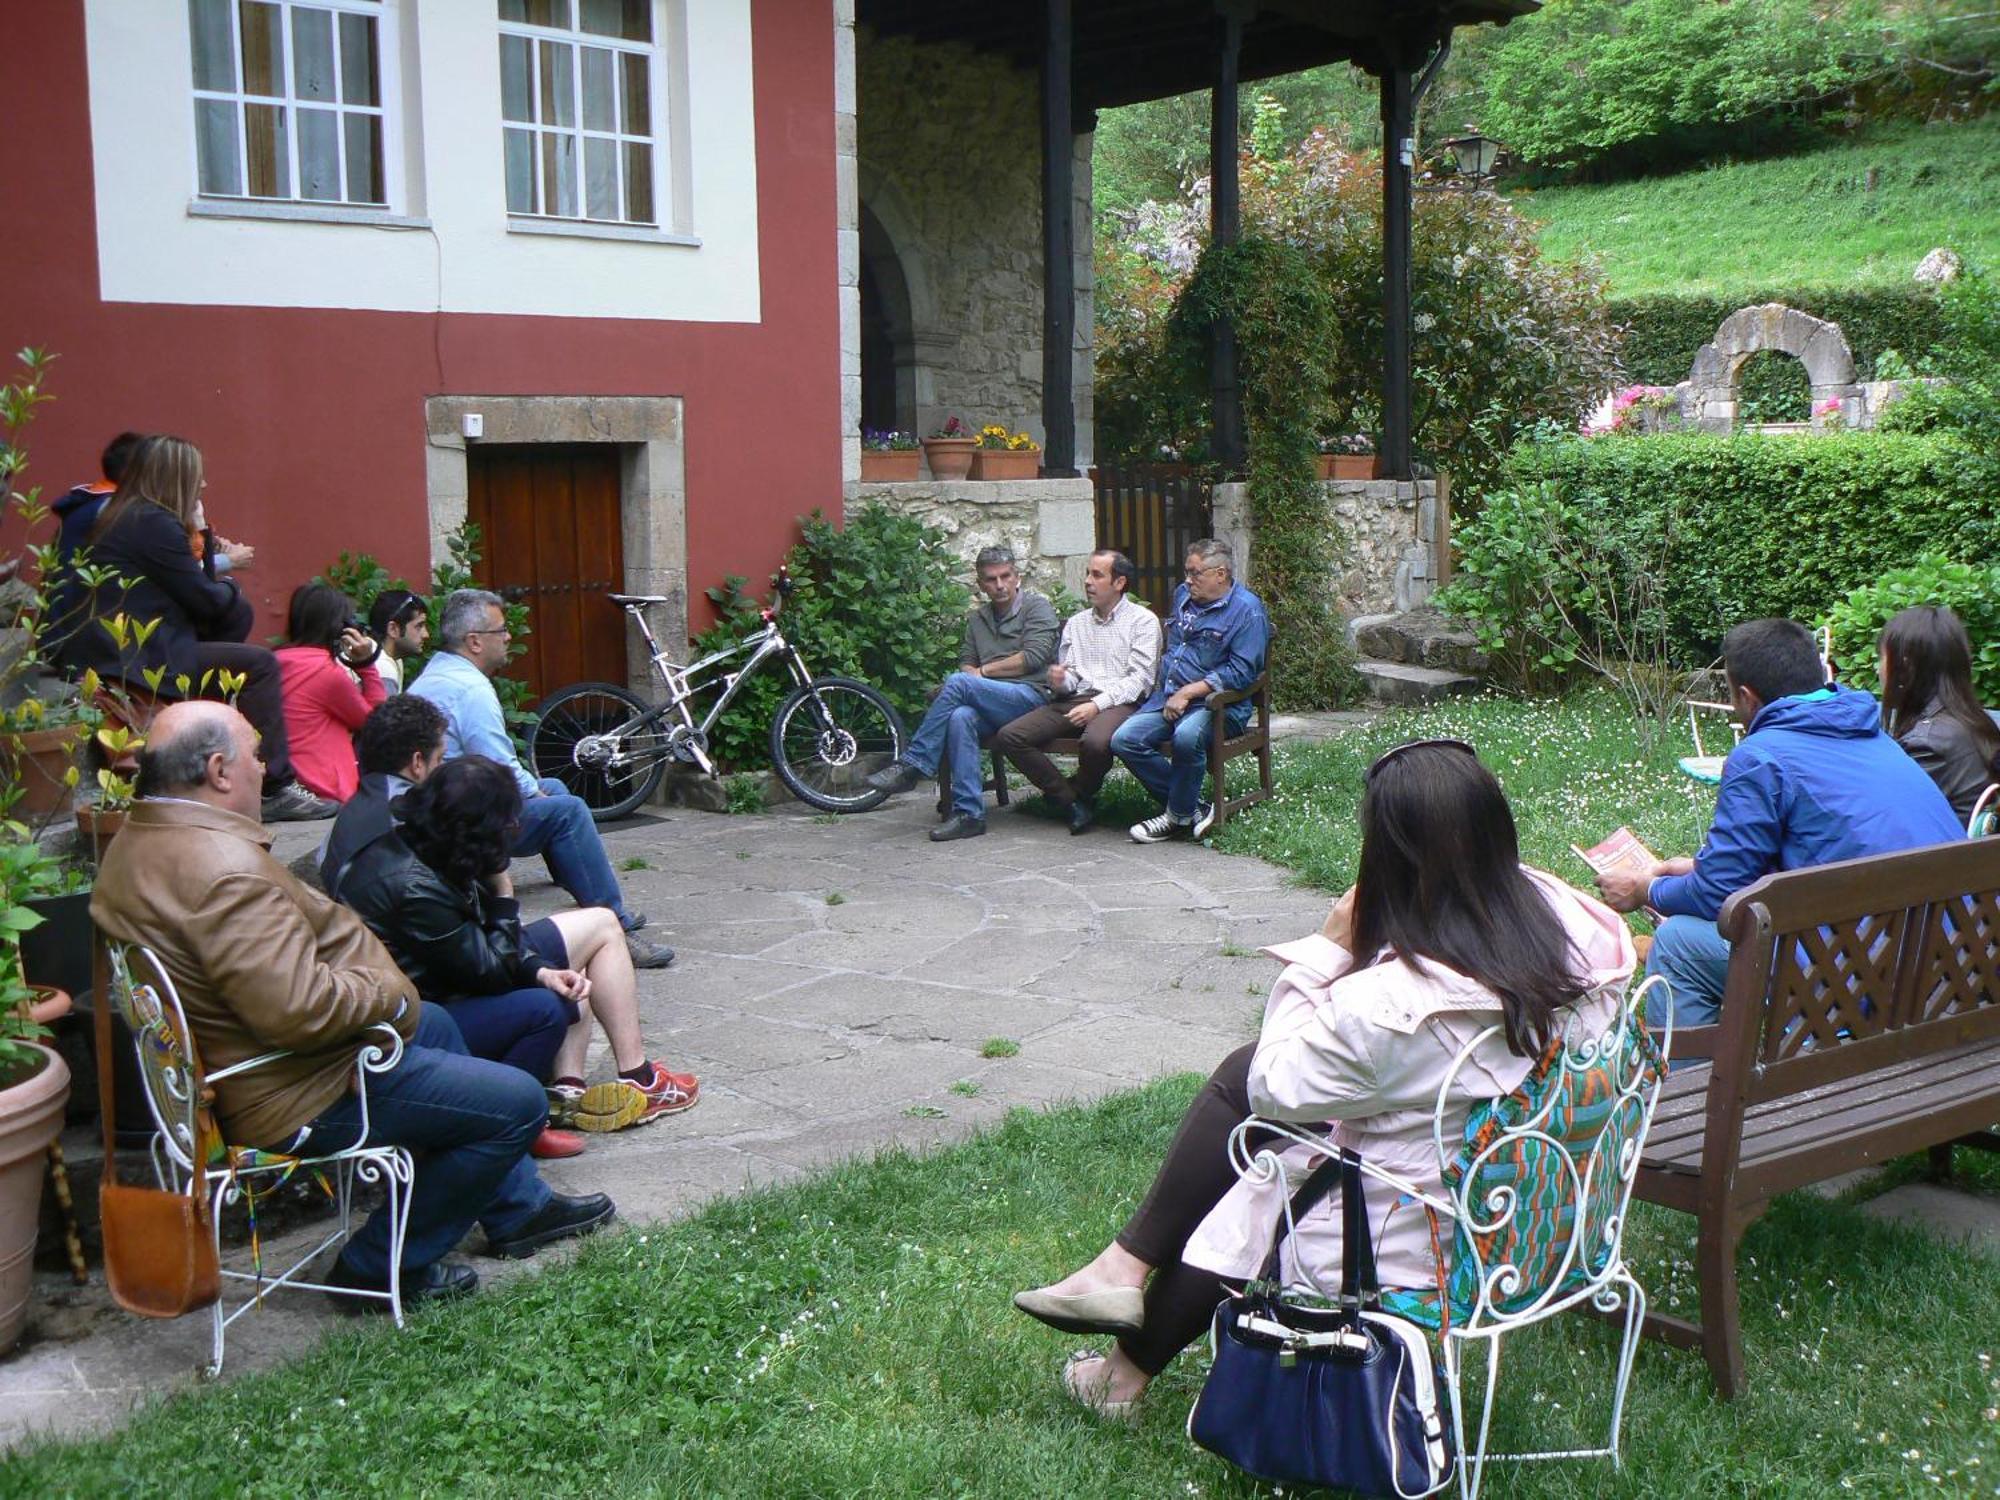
left=665, top=724, right=710, bottom=763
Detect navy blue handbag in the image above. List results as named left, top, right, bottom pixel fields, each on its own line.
left=1187, top=1150, right=1454, bottom=1498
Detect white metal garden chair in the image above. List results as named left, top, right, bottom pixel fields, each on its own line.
left=1224, top=975, right=1674, bottom=1500
left=105, top=942, right=415, bottom=1375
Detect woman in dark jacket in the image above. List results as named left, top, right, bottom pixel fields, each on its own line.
left=338, top=756, right=700, bottom=1155
left=1879, top=606, right=2000, bottom=827
left=53, top=434, right=333, bottom=821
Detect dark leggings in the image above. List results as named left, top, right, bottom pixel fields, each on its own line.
left=439, top=987, right=575, bottom=1084
left=1113, top=1042, right=1285, bottom=1377
left=193, top=641, right=296, bottom=786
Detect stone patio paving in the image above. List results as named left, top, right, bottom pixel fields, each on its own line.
left=2, top=790, right=1333, bottom=1448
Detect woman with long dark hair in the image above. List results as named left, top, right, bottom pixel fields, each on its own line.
left=338, top=756, right=699, bottom=1156
left=1012, top=740, right=1637, bottom=1418
left=275, top=581, right=385, bottom=803
left=1878, top=605, right=2000, bottom=826
left=54, top=434, right=333, bottom=820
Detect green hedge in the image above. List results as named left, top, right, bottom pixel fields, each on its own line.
left=1612, top=287, right=1946, bottom=415
left=1495, top=430, right=1996, bottom=662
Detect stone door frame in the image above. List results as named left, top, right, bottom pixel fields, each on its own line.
left=423, top=396, right=688, bottom=690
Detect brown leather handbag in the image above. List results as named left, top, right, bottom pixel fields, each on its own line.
left=93, top=940, right=222, bottom=1318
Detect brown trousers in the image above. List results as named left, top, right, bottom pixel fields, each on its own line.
left=991, top=698, right=1135, bottom=805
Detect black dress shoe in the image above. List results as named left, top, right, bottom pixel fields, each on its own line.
left=929, top=812, right=988, bottom=842
left=485, top=1191, right=617, bottom=1259
left=864, top=762, right=924, bottom=796
left=1067, top=799, right=1096, bottom=835
left=324, top=1254, right=478, bottom=1314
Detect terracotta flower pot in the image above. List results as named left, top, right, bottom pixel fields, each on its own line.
left=921, top=437, right=977, bottom=480
left=0, top=1043, right=72, bottom=1352
left=1, top=724, right=86, bottom=817
left=74, top=804, right=127, bottom=865
left=860, top=448, right=921, bottom=482
left=1316, top=453, right=1382, bottom=481
left=970, top=448, right=1042, bottom=481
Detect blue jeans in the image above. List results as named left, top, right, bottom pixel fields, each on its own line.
left=513, top=777, right=627, bottom=921
left=902, top=674, right=1048, bottom=819
left=440, top=987, right=574, bottom=1083
left=297, top=1003, right=551, bottom=1278
left=1644, top=915, right=1731, bottom=1037
left=1110, top=707, right=1215, bottom=820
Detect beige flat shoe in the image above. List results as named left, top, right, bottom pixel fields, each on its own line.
left=1062, top=1350, right=1140, bottom=1424
left=1012, top=1283, right=1145, bottom=1336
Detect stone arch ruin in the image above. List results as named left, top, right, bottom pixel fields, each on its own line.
left=1683, top=303, right=1859, bottom=431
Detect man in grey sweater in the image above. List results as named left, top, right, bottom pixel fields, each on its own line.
left=865, top=545, right=1059, bottom=840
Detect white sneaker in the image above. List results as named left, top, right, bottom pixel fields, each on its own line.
left=1128, top=811, right=1194, bottom=844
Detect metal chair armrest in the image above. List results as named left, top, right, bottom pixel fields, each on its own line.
left=205, top=1048, right=296, bottom=1084
left=355, top=1022, right=407, bottom=1076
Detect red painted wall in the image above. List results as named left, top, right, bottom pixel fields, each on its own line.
left=0, top=1, right=840, bottom=650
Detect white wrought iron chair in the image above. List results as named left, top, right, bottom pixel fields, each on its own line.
left=105, top=942, right=416, bottom=1375
left=1225, top=975, right=1673, bottom=1500
left=1968, top=783, right=1998, bottom=839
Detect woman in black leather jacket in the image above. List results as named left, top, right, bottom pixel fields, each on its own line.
left=1879, top=606, right=2000, bottom=827
left=338, top=756, right=698, bottom=1150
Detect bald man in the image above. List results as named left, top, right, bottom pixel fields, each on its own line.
left=90, top=702, right=617, bottom=1309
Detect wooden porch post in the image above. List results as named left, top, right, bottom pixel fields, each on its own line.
left=1209, top=7, right=1246, bottom=474
left=1040, top=0, right=1078, bottom=476
left=1379, top=63, right=1415, bottom=481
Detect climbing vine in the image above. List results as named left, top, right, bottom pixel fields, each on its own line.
left=1172, top=237, right=1362, bottom=709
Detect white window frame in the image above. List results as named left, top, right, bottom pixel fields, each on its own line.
left=186, top=0, right=407, bottom=217
left=497, top=0, right=679, bottom=233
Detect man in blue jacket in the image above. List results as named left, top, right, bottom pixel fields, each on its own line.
left=1596, top=617, right=1962, bottom=1028
left=1110, top=538, right=1269, bottom=843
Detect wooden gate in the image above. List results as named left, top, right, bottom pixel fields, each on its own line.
left=1091, top=464, right=1213, bottom=613
left=465, top=443, right=626, bottom=702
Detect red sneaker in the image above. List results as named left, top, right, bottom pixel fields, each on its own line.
left=530, top=1126, right=587, bottom=1159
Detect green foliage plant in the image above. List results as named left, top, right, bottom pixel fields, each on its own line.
left=687, top=503, right=968, bottom=771
left=1826, top=556, right=2000, bottom=702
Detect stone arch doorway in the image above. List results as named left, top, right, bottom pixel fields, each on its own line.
left=1686, top=303, right=1859, bottom=431
left=859, top=203, right=914, bottom=435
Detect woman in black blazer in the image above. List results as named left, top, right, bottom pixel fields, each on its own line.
left=53, top=434, right=334, bottom=821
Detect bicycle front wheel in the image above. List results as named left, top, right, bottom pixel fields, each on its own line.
left=531, top=681, right=669, bottom=822
left=769, top=676, right=906, bottom=812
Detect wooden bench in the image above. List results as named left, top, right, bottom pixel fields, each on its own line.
left=939, top=673, right=1275, bottom=832
left=1632, top=837, right=2000, bottom=1398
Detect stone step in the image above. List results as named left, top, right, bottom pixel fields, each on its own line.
left=1356, top=659, right=1481, bottom=707
left=1347, top=608, right=1489, bottom=674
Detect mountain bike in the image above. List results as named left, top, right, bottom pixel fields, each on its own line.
left=529, top=570, right=906, bottom=821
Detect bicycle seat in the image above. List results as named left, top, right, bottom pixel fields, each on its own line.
left=607, top=593, right=673, bottom=606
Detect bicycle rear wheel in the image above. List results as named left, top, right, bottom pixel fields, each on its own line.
left=769, top=676, right=905, bottom=812
left=531, top=681, right=670, bottom=822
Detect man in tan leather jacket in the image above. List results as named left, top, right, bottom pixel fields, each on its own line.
left=91, top=701, right=617, bottom=1308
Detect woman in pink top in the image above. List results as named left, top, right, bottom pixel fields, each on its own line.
left=1011, top=740, right=1636, bottom=1419
left=275, top=582, right=386, bottom=803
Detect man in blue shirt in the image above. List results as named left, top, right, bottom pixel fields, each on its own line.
left=1596, top=617, right=1963, bottom=1028
left=1109, top=538, right=1270, bottom=843
left=408, top=590, right=673, bottom=969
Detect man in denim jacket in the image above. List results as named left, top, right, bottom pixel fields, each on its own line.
left=1111, top=538, right=1269, bottom=843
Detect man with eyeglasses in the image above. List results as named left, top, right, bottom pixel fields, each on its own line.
left=1110, top=538, right=1269, bottom=843
left=408, top=589, right=674, bottom=969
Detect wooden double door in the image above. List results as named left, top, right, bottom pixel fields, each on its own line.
left=466, top=443, right=629, bottom=703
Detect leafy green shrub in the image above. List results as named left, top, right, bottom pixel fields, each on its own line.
left=1826, top=556, right=2000, bottom=701
left=1447, top=430, right=1998, bottom=670
left=688, top=503, right=968, bottom=771
left=1611, top=286, right=1945, bottom=394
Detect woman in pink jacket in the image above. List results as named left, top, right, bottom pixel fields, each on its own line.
left=1013, top=739, right=1636, bottom=1418
left=275, top=582, right=386, bottom=803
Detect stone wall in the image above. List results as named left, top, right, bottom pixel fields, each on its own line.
left=1213, top=477, right=1445, bottom=617
left=853, top=30, right=1092, bottom=466
left=851, top=478, right=1096, bottom=600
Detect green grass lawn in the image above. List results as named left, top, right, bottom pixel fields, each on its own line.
left=1523, top=117, right=2000, bottom=297
left=7, top=693, right=1999, bottom=1497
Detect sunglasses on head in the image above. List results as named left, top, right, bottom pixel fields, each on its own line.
left=1365, top=737, right=1478, bottom=781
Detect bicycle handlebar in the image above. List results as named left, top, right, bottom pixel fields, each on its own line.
left=760, top=566, right=795, bottom=623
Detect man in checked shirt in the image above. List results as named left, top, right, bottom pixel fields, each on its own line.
left=991, top=549, right=1163, bottom=834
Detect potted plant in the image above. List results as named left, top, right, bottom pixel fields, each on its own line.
left=921, top=416, right=978, bottom=480
left=860, top=428, right=921, bottom=482
left=0, top=827, right=73, bottom=1353
left=1316, top=433, right=1380, bottom=481
left=969, top=425, right=1042, bottom=481
left=0, top=696, right=89, bottom=819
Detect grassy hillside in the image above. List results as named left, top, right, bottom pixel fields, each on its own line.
left=1522, top=117, right=2000, bottom=297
